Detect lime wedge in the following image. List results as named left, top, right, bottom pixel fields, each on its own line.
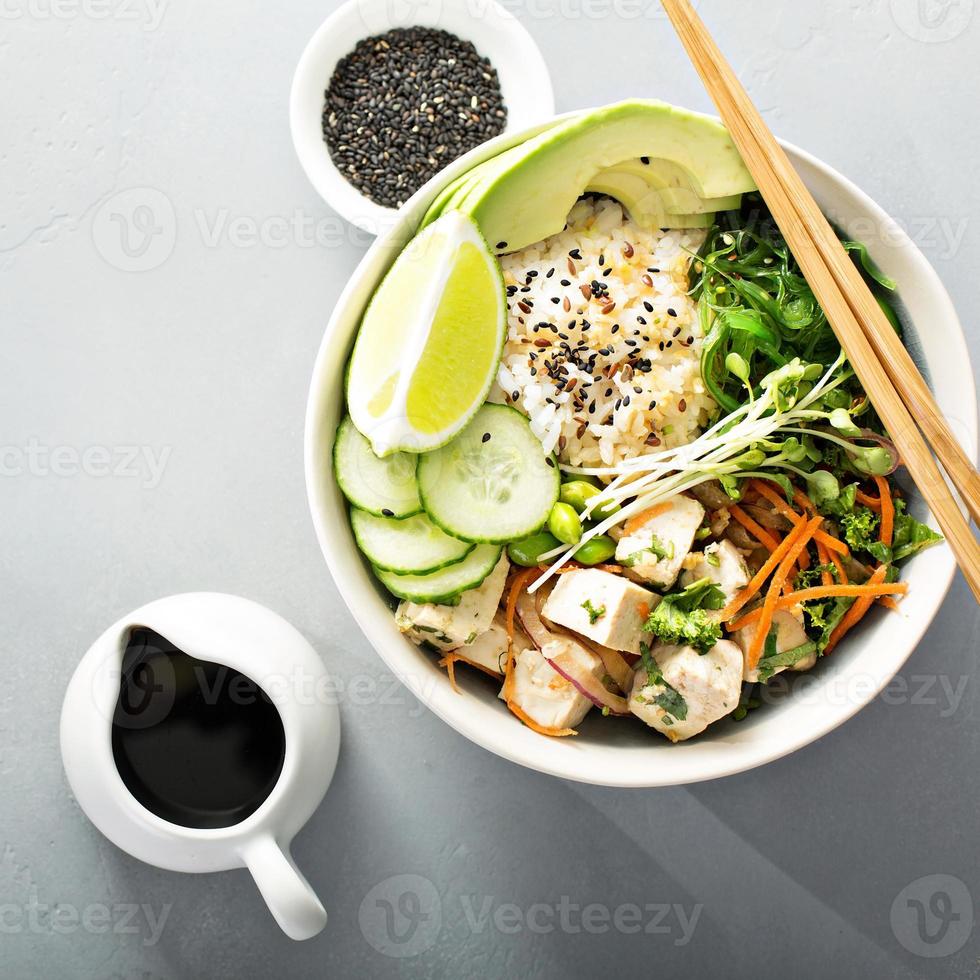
left=346, top=212, right=506, bottom=456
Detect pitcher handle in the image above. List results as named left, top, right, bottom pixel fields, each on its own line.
left=243, top=835, right=326, bottom=940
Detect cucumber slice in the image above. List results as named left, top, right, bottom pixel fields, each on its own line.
left=333, top=417, right=421, bottom=518
left=418, top=404, right=560, bottom=544
left=351, top=509, right=475, bottom=575
left=375, top=544, right=502, bottom=604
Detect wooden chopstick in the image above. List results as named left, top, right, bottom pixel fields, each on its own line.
left=660, top=0, right=980, bottom=603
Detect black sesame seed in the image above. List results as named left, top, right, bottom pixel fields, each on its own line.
left=497, top=242, right=508, bottom=250
left=323, top=27, right=508, bottom=208
left=568, top=248, right=582, bottom=260
left=546, top=457, right=555, bottom=468
left=640, top=156, right=650, bottom=165
left=382, top=508, right=394, bottom=517
left=482, top=432, right=491, bottom=443
left=668, top=307, right=678, bottom=317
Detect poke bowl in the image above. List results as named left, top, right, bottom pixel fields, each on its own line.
left=305, top=102, right=977, bottom=787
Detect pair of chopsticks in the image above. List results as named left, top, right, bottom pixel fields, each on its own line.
left=660, top=0, right=980, bottom=603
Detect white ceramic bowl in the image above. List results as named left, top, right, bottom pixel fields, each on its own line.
left=305, top=111, right=978, bottom=787
left=290, top=0, right=554, bottom=235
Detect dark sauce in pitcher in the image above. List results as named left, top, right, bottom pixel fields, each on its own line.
left=111, top=628, right=286, bottom=830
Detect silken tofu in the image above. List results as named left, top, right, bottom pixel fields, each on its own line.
left=615, top=495, right=705, bottom=589
left=395, top=554, right=509, bottom=650
left=735, top=607, right=815, bottom=683
left=541, top=568, right=655, bottom=654
left=680, top=540, right=750, bottom=615
left=629, top=639, right=743, bottom=742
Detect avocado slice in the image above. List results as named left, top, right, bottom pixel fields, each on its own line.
left=462, top=100, right=756, bottom=254
left=599, top=158, right=743, bottom=215
left=585, top=170, right=714, bottom=230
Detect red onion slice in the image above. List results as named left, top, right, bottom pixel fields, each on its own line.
left=544, top=646, right=631, bottom=716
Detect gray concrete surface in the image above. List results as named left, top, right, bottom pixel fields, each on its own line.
left=2, top=1, right=979, bottom=977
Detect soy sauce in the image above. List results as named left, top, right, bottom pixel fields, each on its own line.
left=111, top=628, right=286, bottom=829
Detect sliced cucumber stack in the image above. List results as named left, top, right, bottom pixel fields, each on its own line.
left=351, top=510, right=475, bottom=575
left=418, top=404, right=560, bottom=544
left=334, top=417, right=421, bottom=518
left=375, top=544, right=502, bottom=605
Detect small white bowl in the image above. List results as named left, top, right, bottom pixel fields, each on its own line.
left=290, top=0, right=554, bottom=235
left=305, top=111, right=977, bottom=787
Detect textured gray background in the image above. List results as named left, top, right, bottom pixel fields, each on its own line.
left=2, top=0, right=979, bottom=977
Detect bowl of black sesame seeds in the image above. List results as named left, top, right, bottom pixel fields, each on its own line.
left=290, top=0, right=554, bottom=235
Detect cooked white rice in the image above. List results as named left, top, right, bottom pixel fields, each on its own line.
left=492, top=196, right=715, bottom=468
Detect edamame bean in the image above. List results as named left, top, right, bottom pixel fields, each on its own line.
left=548, top=502, right=582, bottom=545
left=573, top=535, right=616, bottom=566
left=560, top=480, right=621, bottom=522
left=507, top=532, right=561, bottom=568
left=560, top=480, right=600, bottom=513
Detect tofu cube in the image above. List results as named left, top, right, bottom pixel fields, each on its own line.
left=629, top=639, right=743, bottom=742
left=735, top=607, right=815, bottom=683
left=505, top=638, right=602, bottom=730
left=453, top=613, right=509, bottom=675
left=541, top=568, right=655, bottom=654
left=680, top=540, right=750, bottom=617
left=615, top=495, right=705, bottom=589
left=395, top=554, right=509, bottom=650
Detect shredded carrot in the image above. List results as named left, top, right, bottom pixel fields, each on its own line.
left=505, top=567, right=539, bottom=644
left=815, top=540, right=834, bottom=588
left=730, top=504, right=781, bottom=552
left=793, top=488, right=818, bottom=515
left=874, top=475, right=894, bottom=547
left=855, top=489, right=882, bottom=511
left=825, top=565, right=889, bottom=654
left=439, top=653, right=503, bottom=692
left=878, top=596, right=902, bottom=613
left=442, top=655, right=460, bottom=693
left=726, top=580, right=910, bottom=631
left=637, top=602, right=650, bottom=620
left=623, top=501, right=672, bottom=536
left=750, top=479, right=849, bottom=554
left=747, top=515, right=823, bottom=670
left=719, top=517, right=811, bottom=622
left=506, top=700, right=577, bottom=737
left=828, top=547, right=849, bottom=586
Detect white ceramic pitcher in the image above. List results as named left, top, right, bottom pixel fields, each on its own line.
left=60, top=592, right=340, bottom=941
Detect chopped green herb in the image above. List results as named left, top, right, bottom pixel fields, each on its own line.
left=756, top=628, right=817, bottom=682
left=640, top=644, right=688, bottom=721
left=581, top=599, right=606, bottom=624
left=642, top=578, right=725, bottom=655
